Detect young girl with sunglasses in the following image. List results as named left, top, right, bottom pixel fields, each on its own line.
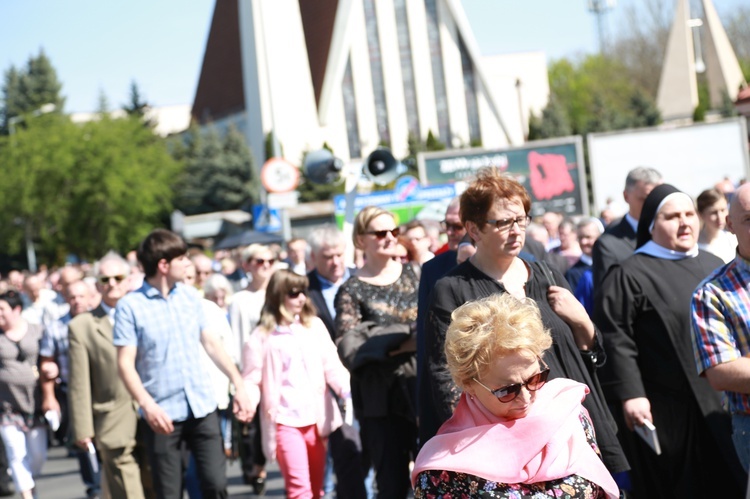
left=413, top=293, right=619, bottom=498
left=241, top=269, right=350, bottom=499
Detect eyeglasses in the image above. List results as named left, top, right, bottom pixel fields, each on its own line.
left=98, top=275, right=127, bottom=285
left=365, top=228, right=400, bottom=239
left=287, top=289, right=306, bottom=298
left=252, top=258, right=276, bottom=266
left=473, top=358, right=550, bottom=403
left=440, top=220, right=464, bottom=232
left=485, top=215, right=532, bottom=232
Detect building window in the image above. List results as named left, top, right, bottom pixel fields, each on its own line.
left=342, top=56, right=362, bottom=159
left=394, top=0, right=420, bottom=139
left=363, top=0, right=390, bottom=145
left=459, top=37, right=481, bottom=144
left=424, top=0, right=451, bottom=146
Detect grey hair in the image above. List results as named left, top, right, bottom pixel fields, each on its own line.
left=93, top=251, right=130, bottom=277
left=203, top=273, right=234, bottom=299
left=625, top=167, right=662, bottom=190
left=577, top=216, right=604, bottom=234
left=307, top=224, right=346, bottom=253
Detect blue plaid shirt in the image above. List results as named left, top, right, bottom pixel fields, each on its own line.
left=113, top=281, right=216, bottom=422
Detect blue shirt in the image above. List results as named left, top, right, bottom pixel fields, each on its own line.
left=39, top=312, right=72, bottom=385
left=113, top=281, right=215, bottom=422
left=316, top=269, right=351, bottom=320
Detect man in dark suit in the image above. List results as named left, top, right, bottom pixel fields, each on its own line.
left=591, top=167, right=662, bottom=289
left=306, top=225, right=367, bottom=499
left=68, top=252, right=150, bottom=499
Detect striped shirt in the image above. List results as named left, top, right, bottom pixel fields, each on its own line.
left=691, top=255, right=750, bottom=414
left=114, top=281, right=216, bottom=422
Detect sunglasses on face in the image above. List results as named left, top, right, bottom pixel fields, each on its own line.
left=365, top=228, right=400, bottom=239
left=252, top=258, right=276, bottom=266
left=440, top=220, right=464, bottom=232
left=485, top=215, right=532, bottom=232
left=473, top=358, right=550, bottom=403
left=287, top=289, right=306, bottom=299
left=98, top=275, right=127, bottom=285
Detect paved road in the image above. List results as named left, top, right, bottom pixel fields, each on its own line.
left=34, top=444, right=287, bottom=498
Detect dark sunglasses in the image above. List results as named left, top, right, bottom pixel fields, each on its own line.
left=98, top=275, right=127, bottom=285
left=365, top=228, right=400, bottom=239
left=473, top=358, right=550, bottom=403
left=253, top=258, right=276, bottom=266
left=440, top=220, right=464, bottom=232
left=15, top=341, right=26, bottom=363
left=287, top=289, right=306, bottom=298
left=485, top=215, right=532, bottom=232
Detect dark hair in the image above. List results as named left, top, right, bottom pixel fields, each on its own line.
left=0, top=290, right=24, bottom=311
left=137, top=229, right=188, bottom=277
left=696, top=188, right=726, bottom=214
left=460, top=168, right=531, bottom=227
left=259, top=269, right=317, bottom=330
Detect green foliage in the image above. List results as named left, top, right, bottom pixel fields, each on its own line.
left=425, top=130, right=446, bottom=151
left=123, top=80, right=149, bottom=117
left=173, top=124, right=260, bottom=215
left=540, top=55, right=661, bottom=137
left=1, top=49, right=65, bottom=133
left=0, top=113, right=181, bottom=264
left=720, top=91, right=739, bottom=118
left=528, top=95, right=571, bottom=140
left=693, top=82, right=710, bottom=122
left=264, top=131, right=284, bottom=160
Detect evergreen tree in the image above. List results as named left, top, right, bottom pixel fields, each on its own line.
left=123, top=80, right=149, bottom=117
left=173, top=125, right=260, bottom=215
left=1, top=49, right=65, bottom=133
left=528, top=95, right=572, bottom=139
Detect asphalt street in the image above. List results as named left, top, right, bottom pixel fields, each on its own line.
left=33, top=444, right=286, bottom=498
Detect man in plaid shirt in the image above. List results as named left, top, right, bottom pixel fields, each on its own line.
left=691, top=183, right=750, bottom=471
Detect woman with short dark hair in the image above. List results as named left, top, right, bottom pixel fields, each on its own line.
left=0, top=290, right=48, bottom=499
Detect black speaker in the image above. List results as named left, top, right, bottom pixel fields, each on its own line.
left=364, top=148, right=407, bottom=186
left=303, top=149, right=344, bottom=185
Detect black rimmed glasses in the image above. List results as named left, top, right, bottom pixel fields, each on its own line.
left=98, top=275, right=127, bottom=285
left=473, top=357, right=550, bottom=403
left=287, top=289, right=306, bottom=299
left=365, top=228, right=400, bottom=239
left=440, top=220, right=464, bottom=232
left=485, top=215, right=532, bottom=233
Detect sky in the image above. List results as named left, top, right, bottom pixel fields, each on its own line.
left=0, top=0, right=745, bottom=114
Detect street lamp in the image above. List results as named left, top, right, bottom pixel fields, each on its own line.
left=7, top=103, right=56, bottom=272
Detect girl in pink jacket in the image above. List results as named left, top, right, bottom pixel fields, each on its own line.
left=241, top=269, right=351, bottom=499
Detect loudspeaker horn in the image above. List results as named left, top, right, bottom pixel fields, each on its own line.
left=363, top=148, right=407, bottom=186
left=304, top=149, right=344, bottom=185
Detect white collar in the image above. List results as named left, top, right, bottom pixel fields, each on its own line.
left=634, top=240, right=699, bottom=260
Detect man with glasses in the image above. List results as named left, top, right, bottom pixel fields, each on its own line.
left=67, top=252, right=150, bottom=499
left=190, top=253, right=214, bottom=294
left=39, top=279, right=102, bottom=498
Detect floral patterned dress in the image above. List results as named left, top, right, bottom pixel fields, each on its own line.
left=413, top=411, right=608, bottom=499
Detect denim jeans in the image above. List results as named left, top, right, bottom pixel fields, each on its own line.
left=731, top=413, right=750, bottom=472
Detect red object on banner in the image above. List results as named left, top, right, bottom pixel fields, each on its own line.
left=528, top=152, right=575, bottom=200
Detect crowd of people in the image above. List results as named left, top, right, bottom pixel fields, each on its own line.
left=0, top=166, right=749, bottom=498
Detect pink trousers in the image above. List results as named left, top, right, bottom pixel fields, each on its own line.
left=275, top=424, right=326, bottom=499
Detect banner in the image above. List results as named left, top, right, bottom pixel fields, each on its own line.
left=417, top=137, right=587, bottom=217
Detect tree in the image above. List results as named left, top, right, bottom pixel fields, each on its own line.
left=527, top=95, right=571, bottom=140
left=123, top=80, right=149, bottom=117
left=543, top=55, right=660, bottom=137
left=0, top=113, right=181, bottom=264
left=1, top=49, right=65, bottom=133
left=173, top=124, right=260, bottom=215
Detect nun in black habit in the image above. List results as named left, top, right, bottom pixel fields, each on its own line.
left=595, top=184, right=746, bottom=498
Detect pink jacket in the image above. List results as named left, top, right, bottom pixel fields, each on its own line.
left=241, top=316, right=350, bottom=462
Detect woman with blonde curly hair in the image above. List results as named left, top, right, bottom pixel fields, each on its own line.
left=413, top=293, right=618, bottom=498
left=242, top=269, right=350, bottom=499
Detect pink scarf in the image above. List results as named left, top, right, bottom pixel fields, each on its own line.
left=412, top=378, right=619, bottom=498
